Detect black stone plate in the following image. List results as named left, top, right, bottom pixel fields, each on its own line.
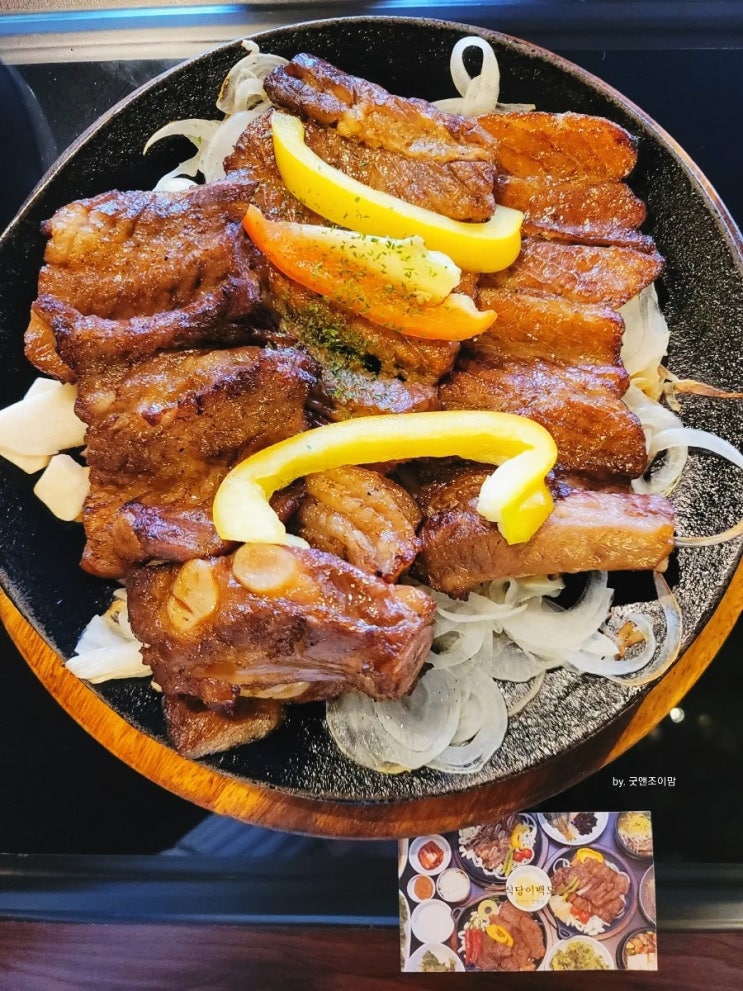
left=0, top=17, right=741, bottom=812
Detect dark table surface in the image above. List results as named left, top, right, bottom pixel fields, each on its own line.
left=0, top=2, right=741, bottom=932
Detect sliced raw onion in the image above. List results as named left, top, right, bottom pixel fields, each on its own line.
left=568, top=616, right=656, bottom=677
left=433, top=36, right=501, bottom=115
left=647, top=426, right=743, bottom=466
left=216, top=40, right=288, bottom=114
left=507, top=671, right=546, bottom=717
left=428, top=670, right=508, bottom=774
left=430, top=623, right=489, bottom=669
left=68, top=594, right=151, bottom=683
left=501, top=572, right=613, bottom=653
left=644, top=425, right=743, bottom=536
left=675, top=518, right=743, bottom=547
left=620, top=286, right=670, bottom=400
left=199, top=110, right=255, bottom=182
left=602, top=573, right=683, bottom=687
left=481, top=636, right=543, bottom=682
left=326, top=668, right=462, bottom=772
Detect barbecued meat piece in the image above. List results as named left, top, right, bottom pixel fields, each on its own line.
left=304, top=118, right=495, bottom=221
left=126, top=544, right=436, bottom=704
left=495, top=174, right=652, bottom=249
left=470, top=291, right=624, bottom=366
left=552, top=856, right=630, bottom=924
left=440, top=360, right=646, bottom=478
left=80, top=346, right=315, bottom=578
left=225, top=114, right=320, bottom=224
left=162, top=692, right=285, bottom=759
left=469, top=902, right=545, bottom=972
left=482, top=239, right=663, bottom=308
left=227, top=111, right=495, bottom=222
left=312, top=363, right=440, bottom=420
left=267, top=269, right=459, bottom=385
left=296, top=466, right=421, bottom=581
left=25, top=175, right=262, bottom=382
left=413, top=463, right=675, bottom=596
left=479, top=110, right=638, bottom=181
left=264, top=54, right=499, bottom=163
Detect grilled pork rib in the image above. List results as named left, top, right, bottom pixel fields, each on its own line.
left=22, top=53, right=680, bottom=762
left=296, top=466, right=422, bottom=582
left=25, top=175, right=262, bottom=382
left=126, top=545, right=436, bottom=706
left=81, top=346, right=315, bottom=577
left=413, top=462, right=675, bottom=597
left=478, top=110, right=639, bottom=181
left=263, top=53, right=499, bottom=163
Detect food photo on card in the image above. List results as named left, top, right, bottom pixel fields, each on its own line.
left=398, top=811, right=657, bottom=973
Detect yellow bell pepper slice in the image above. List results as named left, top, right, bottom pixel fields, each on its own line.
left=486, top=924, right=514, bottom=947
left=243, top=205, right=495, bottom=341
left=213, top=411, right=557, bottom=547
left=271, top=111, right=523, bottom=273
left=575, top=848, right=605, bottom=864
left=510, top=823, right=532, bottom=849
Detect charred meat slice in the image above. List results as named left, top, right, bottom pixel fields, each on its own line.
left=471, top=291, right=624, bottom=367
left=25, top=175, right=261, bottom=381
left=227, top=111, right=495, bottom=222
left=296, top=466, right=421, bottom=581
left=479, top=111, right=638, bottom=181
left=263, top=53, right=499, bottom=163
left=225, top=113, right=321, bottom=224
left=440, top=360, right=647, bottom=479
left=126, top=544, right=436, bottom=703
left=303, top=118, right=495, bottom=221
left=482, top=239, right=664, bottom=308
left=495, top=174, right=653, bottom=250
left=162, top=693, right=285, bottom=759
left=80, top=346, right=315, bottom=578
left=414, top=464, right=675, bottom=597
left=267, top=269, right=459, bottom=385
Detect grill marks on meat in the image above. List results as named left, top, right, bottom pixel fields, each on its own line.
left=226, top=113, right=460, bottom=418
left=441, top=360, right=646, bottom=479
left=225, top=114, right=320, bottom=224
left=296, top=466, right=421, bottom=581
left=471, top=291, right=624, bottom=366
left=552, top=857, right=630, bottom=925
left=414, top=462, right=675, bottom=597
left=484, top=239, right=663, bottom=309
left=25, top=176, right=262, bottom=381
left=80, top=346, right=315, bottom=577
left=496, top=174, right=653, bottom=250
left=264, top=53, right=499, bottom=163
left=469, top=902, right=546, bottom=972
left=126, top=545, right=435, bottom=708
left=304, top=118, right=495, bottom=222
left=479, top=111, right=638, bottom=181
left=260, top=54, right=498, bottom=221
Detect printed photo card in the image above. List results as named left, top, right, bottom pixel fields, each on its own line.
left=399, top=810, right=656, bottom=973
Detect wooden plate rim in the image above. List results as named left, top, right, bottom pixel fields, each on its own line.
left=2, top=557, right=740, bottom=838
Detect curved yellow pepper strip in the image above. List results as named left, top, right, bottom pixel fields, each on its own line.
left=486, top=924, right=514, bottom=947
left=271, top=111, right=523, bottom=274
left=213, top=411, right=557, bottom=547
